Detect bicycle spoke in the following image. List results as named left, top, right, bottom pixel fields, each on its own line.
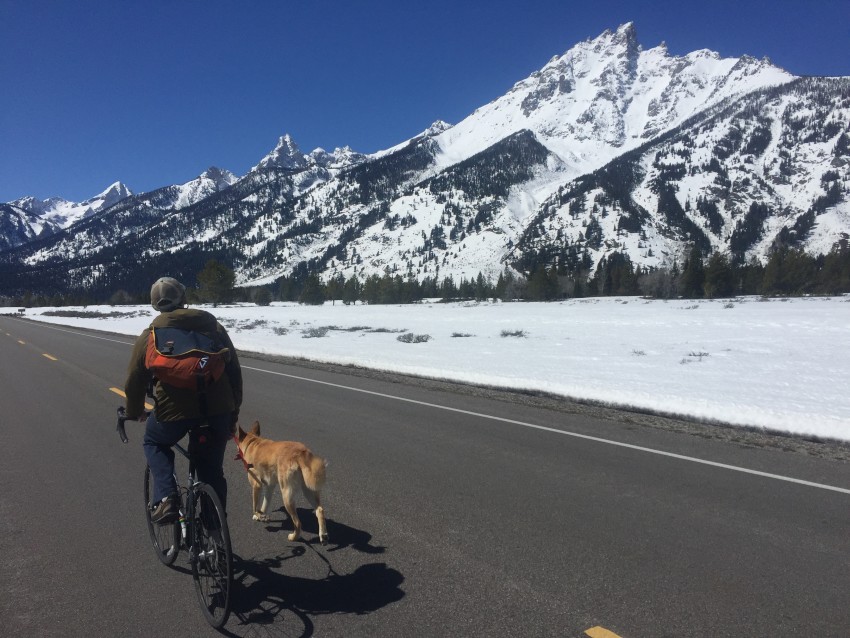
left=190, top=483, right=233, bottom=628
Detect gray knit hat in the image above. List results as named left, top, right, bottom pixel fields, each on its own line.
left=150, top=277, right=187, bottom=312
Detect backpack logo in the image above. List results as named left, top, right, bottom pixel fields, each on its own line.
left=198, top=356, right=209, bottom=370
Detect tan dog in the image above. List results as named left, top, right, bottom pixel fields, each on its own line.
left=235, top=421, right=328, bottom=544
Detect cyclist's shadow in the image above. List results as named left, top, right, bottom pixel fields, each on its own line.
left=225, top=514, right=405, bottom=637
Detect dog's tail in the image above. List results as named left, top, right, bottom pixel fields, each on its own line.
left=299, top=452, right=328, bottom=492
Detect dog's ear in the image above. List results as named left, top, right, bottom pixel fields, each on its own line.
left=236, top=425, right=246, bottom=441
left=251, top=421, right=261, bottom=435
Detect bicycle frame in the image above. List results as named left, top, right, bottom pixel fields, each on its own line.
left=119, top=408, right=208, bottom=555
left=116, top=406, right=233, bottom=628
left=173, top=440, right=195, bottom=553
left=172, top=441, right=219, bottom=568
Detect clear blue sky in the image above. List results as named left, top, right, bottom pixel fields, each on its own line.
left=2, top=0, right=848, bottom=203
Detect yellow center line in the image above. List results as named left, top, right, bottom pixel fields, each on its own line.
left=585, top=627, right=623, bottom=638
left=109, top=387, right=153, bottom=410
left=42, top=354, right=58, bottom=361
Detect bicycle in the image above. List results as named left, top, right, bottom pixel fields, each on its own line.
left=117, top=406, right=234, bottom=628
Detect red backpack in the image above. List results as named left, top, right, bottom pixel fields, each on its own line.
left=145, top=325, right=230, bottom=391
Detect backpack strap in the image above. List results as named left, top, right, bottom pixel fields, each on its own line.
left=145, top=325, right=160, bottom=412
left=197, top=374, right=208, bottom=417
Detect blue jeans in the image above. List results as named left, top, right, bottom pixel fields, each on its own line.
left=143, top=412, right=231, bottom=511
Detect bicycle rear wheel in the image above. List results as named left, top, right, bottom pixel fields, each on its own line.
left=143, top=465, right=180, bottom=566
left=190, top=483, right=233, bottom=629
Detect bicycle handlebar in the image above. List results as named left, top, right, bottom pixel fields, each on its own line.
left=116, top=406, right=130, bottom=443
left=116, top=406, right=150, bottom=444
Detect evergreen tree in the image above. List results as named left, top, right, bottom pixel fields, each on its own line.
left=680, top=246, right=705, bottom=298
left=475, top=272, right=489, bottom=301
left=277, top=276, right=301, bottom=301
left=703, top=253, right=734, bottom=298
left=325, top=274, right=345, bottom=305
left=739, top=257, right=765, bottom=295
left=342, top=276, right=361, bottom=305
left=197, top=259, right=235, bottom=307
left=761, top=250, right=783, bottom=294
left=440, top=275, right=458, bottom=301
left=761, top=247, right=816, bottom=295
left=817, top=243, right=850, bottom=294
left=458, top=277, right=475, bottom=299
left=362, top=275, right=381, bottom=304
left=527, top=264, right=558, bottom=300
left=547, top=266, right=562, bottom=299
left=602, top=265, right=614, bottom=296
left=495, top=272, right=507, bottom=300
left=299, top=273, right=326, bottom=305
left=379, top=275, right=398, bottom=304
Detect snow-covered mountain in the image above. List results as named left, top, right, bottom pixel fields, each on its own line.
left=253, top=134, right=368, bottom=173
left=0, top=203, right=40, bottom=250
left=9, top=181, right=133, bottom=238
left=130, top=167, right=240, bottom=211
left=513, top=77, right=850, bottom=274
left=432, top=23, right=792, bottom=175
left=0, top=23, right=847, bottom=299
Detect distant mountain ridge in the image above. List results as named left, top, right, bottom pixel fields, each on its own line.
left=1, top=23, right=847, bottom=299
left=10, top=181, right=133, bottom=236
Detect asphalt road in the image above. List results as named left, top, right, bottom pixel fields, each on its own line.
left=1, top=314, right=848, bottom=637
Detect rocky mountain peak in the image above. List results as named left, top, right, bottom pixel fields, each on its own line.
left=200, top=167, right=238, bottom=188
left=94, top=182, right=133, bottom=207
left=253, top=134, right=309, bottom=171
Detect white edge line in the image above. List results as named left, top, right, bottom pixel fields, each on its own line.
left=13, top=321, right=849, bottom=496
left=243, top=365, right=850, bottom=496
left=20, top=321, right=136, bottom=345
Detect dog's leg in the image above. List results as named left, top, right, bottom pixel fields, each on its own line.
left=280, top=476, right=301, bottom=542
left=254, top=483, right=271, bottom=523
left=251, top=481, right=263, bottom=522
left=252, top=480, right=271, bottom=522
left=302, top=484, right=328, bottom=545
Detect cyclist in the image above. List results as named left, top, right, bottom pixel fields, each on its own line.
left=125, top=276, right=242, bottom=525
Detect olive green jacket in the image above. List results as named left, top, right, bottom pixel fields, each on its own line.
left=124, top=308, right=243, bottom=422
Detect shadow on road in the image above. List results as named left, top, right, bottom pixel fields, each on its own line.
left=260, top=507, right=387, bottom=555
left=221, top=512, right=404, bottom=637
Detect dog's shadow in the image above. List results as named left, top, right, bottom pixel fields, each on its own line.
left=225, top=545, right=405, bottom=637
left=233, top=551, right=404, bottom=616
left=262, top=508, right=386, bottom=554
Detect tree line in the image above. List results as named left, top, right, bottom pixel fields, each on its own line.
left=230, top=242, right=850, bottom=305
left=3, top=242, right=850, bottom=309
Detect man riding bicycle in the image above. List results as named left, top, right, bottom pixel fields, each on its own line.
left=124, top=276, right=243, bottom=525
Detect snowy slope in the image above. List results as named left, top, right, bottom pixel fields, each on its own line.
left=433, top=23, right=793, bottom=178
left=515, top=77, right=850, bottom=273
left=0, top=203, right=40, bottom=249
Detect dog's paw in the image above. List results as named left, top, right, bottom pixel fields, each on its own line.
left=319, top=533, right=328, bottom=546
left=252, top=513, right=270, bottom=522
left=287, top=531, right=300, bottom=542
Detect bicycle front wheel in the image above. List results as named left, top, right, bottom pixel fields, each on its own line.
left=190, top=483, right=233, bottom=629
left=143, top=465, right=180, bottom=566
